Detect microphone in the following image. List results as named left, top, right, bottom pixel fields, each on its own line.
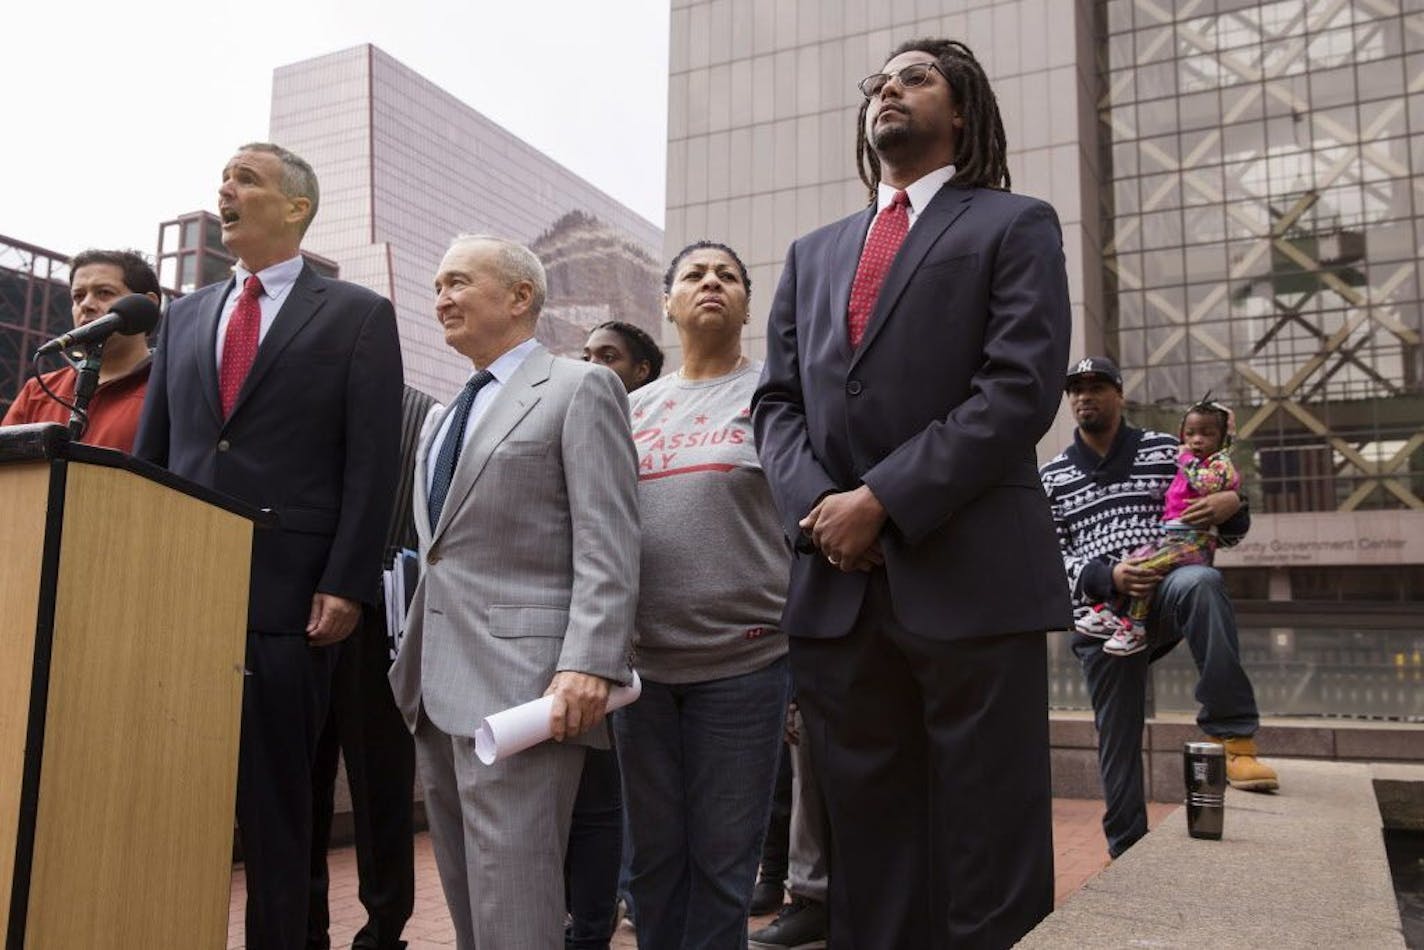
left=36, top=294, right=161, bottom=356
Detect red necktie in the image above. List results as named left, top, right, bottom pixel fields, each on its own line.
left=219, top=274, right=263, bottom=417
left=847, top=190, right=910, bottom=348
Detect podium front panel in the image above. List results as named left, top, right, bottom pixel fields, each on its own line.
left=18, top=462, right=250, bottom=948
left=0, top=463, right=53, bottom=944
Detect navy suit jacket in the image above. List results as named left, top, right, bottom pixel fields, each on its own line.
left=135, top=263, right=404, bottom=634
left=753, top=183, right=1073, bottom=641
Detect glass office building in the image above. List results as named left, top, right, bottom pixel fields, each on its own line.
left=666, top=0, right=1423, bottom=719
left=1102, top=0, right=1421, bottom=519
left=269, top=45, right=664, bottom=401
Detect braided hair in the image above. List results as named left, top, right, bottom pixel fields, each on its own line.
left=591, top=320, right=666, bottom=384
left=1180, top=392, right=1234, bottom=449
left=662, top=240, right=752, bottom=296
left=856, top=38, right=1011, bottom=203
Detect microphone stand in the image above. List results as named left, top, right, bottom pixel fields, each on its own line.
left=67, top=342, right=104, bottom=442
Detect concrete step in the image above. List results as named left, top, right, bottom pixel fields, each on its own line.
left=1020, top=759, right=1407, bottom=948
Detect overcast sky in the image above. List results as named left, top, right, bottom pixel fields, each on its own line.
left=2, top=0, right=669, bottom=261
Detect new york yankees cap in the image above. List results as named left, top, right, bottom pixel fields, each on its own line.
left=1065, top=356, right=1123, bottom=391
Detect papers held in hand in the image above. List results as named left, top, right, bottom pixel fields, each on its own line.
left=473, top=672, right=643, bottom=765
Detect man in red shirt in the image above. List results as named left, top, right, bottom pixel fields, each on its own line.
left=2, top=249, right=160, bottom=451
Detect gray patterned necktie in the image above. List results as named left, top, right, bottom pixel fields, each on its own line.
left=426, top=370, right=495, bottom=528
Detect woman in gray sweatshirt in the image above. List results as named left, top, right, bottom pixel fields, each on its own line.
left=612, top=241, right=792, bottom=949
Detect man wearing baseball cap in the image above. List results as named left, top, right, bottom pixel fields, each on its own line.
left=1039, top=356, right=1278, bottom=858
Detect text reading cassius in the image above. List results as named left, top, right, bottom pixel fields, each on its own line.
left=632, top=426, right=748, bottom=452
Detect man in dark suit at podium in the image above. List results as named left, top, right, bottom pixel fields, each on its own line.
left=135, top=142, right=403, bottom=950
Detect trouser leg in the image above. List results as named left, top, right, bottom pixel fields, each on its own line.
left=680, top=659, right=791, bottom=950
left=565, top=746, right=624, bottom=948
left=343, top=606, right=415, bottom=948
left=613, top=681, right=690, bottom=948
left=1073, top=632, right=1153, bottom=858
left=1150, top=566, right=1260, bottom=737
left=758, top=740, right=793, bottom=887
left=786, top=706, right=829, bottom=903
left=238, top=632, right=336, bottom=950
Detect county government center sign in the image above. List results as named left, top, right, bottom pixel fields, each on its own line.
left=1215, top=511, right=1424, bottom=567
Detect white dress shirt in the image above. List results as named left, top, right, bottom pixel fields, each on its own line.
left=870, top=163, right=957, bottom=234
left=214, top=255, right=305, bottom=370
left=426, top=336, right=541, bottom=496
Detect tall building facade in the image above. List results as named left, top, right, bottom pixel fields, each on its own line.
left=666, top=0, right=1424, bottom=719
left=269, top=45, right=664, bottom=401
left=665, top=0, right=1102, bottom=403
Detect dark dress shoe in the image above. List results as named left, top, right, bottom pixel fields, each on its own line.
left=749, top=877, right=786, bottom=916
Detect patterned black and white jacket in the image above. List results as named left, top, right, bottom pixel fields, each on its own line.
left=1038, top=424, right=1250, bottom=608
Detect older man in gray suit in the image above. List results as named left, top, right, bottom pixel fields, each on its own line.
left=388, top=235, right=639, bottom=950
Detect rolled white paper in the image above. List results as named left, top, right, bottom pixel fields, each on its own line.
left=474, top=671, right=643, bottom=765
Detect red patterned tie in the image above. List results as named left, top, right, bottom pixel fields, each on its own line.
left=847, top=190, right=910, bottom=348
left=219, top=275, right=263, bottom=417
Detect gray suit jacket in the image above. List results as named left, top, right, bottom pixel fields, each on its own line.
left=389, top=345, right=639, bottom=749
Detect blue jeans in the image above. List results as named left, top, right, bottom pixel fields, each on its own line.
left=1073, top=565, right=1260, bottom=857
left=613, top=657, right=791, bottom=950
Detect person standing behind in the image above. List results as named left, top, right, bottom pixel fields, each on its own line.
left=753, top=38, right=1071, bottom=948
left=1040, top=357, right=1277, bottom=861
left=747, top=698, right=831, bottom=950
left=308, top=383, right=439, bottom=950
left=562, top=322, right=664, bottom=949
left=3, top=249, right=160, bottom=451
left=387, top=235, right=638, bottom=950
left=582, top=320, right=663, bottom=393
left=135, top=142, right=403, bottom=950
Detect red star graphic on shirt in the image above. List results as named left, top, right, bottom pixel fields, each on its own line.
left=632, top=407, right=645, bottom=419
left=663, top=400, right=677, bottom=411
left=694, top=414, right=708, bottom=426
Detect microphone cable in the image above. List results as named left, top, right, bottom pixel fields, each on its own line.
left=28, top=347, right=91, bottom=432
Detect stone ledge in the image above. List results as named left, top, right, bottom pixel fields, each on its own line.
left=1021, top=760, right=1408, bottom=948
left=1050, top=712, right=1424, bottom=802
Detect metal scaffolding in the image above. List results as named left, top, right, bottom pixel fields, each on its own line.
left=0, top=235, right=72, bottom=419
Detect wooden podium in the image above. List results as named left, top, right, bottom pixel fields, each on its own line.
left=0, top=424, right=267, bottom=949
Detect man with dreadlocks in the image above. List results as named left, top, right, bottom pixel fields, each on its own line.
left=1040, top=357, right=1279, bottom=864
left=753, top=38, right=1071, bottom=948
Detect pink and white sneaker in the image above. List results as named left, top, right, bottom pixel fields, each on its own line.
left=1075, top=604, right=1127, bottom=639
left=1103, top=621, right=1148, bottom=656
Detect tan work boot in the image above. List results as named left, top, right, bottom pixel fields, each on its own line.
left=1205, top=736, right=1279, bottom=792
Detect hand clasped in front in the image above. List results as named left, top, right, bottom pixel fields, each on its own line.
left=799, top=485, right=888, bottom=572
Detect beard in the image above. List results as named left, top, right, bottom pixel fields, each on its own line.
left=1077, top=412, right=1114, bottom=435
left=870, top=119, right=912, bottom=152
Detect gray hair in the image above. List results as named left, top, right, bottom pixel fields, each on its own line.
left=449, top=234, right=548, bottom=317
left=238, top=142, right=320, bottom=234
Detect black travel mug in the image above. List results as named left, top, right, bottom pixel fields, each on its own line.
left=1183, top=741, right=1226, bottom=840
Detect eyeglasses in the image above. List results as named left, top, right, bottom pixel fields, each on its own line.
left=857, top=62, right=944, bottom=99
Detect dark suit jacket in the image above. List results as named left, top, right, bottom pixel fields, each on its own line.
left=135, top=263, right=404, bottom=634
left=753, top=183, right=1073, bottom=642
